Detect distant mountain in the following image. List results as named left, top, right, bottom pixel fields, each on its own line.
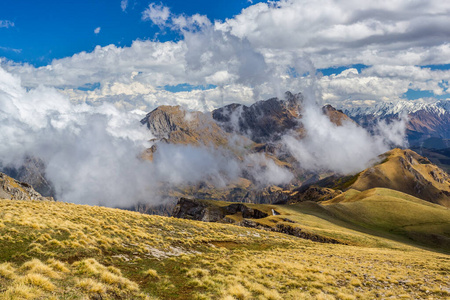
left=343, top=100, right=450, bottom=145
left=1, top=157, right=55, bottom=197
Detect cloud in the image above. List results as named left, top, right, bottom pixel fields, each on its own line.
left=0, top=66, right=294, bottom=207
left=0, top=46, right=22, bottom=53
left=142, top=3, right=171, bottom=26
left=222, top=0, right=450, bottom=68
left=243, top=153, right=294, bottom=186
left=2, top=0, right=450, bottom=113
left=0, top=20, right=14, bottom=28
left=121, top=0, right=128, bottom=12
left=0, top=66, right=261, bottom=206
left=94, top=27, right=101, bottom=34
left=282, top=87, right=408, bottom=174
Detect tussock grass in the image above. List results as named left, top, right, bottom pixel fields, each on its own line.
left=0, top=199, right=449, bottom=299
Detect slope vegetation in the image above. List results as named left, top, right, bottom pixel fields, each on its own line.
left=349, top=149, right=450, bottom=207
left=322, top=188, right=450, bottom=250
left=1, top=199, right=449, bottom=299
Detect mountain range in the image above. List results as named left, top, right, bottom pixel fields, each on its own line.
left=343, top=99, right=450, bottom=146
left=1, top=92, right=450, bottom=299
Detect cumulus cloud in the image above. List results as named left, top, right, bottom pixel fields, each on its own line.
left=94, top=27, right=101, bottom=34
left=142, top=3, right=171, bottom=26
left=0, top=20, right=14, bottom=28
left=223, top=0, right=450, bottom=67
left=2, top=0, right=450, bottom=113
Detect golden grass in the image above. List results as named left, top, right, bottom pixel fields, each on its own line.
left=0, top=198, right=448, bottom=299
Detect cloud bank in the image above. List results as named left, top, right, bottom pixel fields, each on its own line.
left=0, top=66, right=296, bottom=206
left=2, top=0, right=449, bottom=112
left=283, top=88, right=408, bottom=174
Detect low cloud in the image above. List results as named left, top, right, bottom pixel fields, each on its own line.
left=94, top=27, right=101, bottom=34
left=0, top=66, right=294, bottom=207
left=283, top=87, right=408, bottom=175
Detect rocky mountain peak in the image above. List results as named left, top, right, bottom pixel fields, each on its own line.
left=212, top=92, right=304, bottom=143
left=140, top=105, right=231, bottom=147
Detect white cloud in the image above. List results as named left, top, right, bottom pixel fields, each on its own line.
left=0, top=46, right=21, bottom=53
left=121, top=0, right=128, bottom=12
left=283, top=87, right=408, bottom=174
left=142, top=3, right=171, bottom=26
left=0, top=20, right=14, bottom=28
left=2, top=0, right=450, bottom=112
left=94, top=27, right=101, bottom=34
left=222, top=0, right=450, bottom=68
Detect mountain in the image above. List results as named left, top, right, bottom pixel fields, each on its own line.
left=140, top=105, right=235, bottom=160
left=303, top=148, right=450, bottom=208
left=212, top=91, right=303, bottom=143
left=139, top=93, right=355, bottom=205
left=1, top=157, right=54, bottom=197
left=344, top=100, right=450, bottom=145
left=212, top=92, right=352, bottom=143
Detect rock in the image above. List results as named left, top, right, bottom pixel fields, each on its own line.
left=0, top=172, right=52, bottom=201
left=172, top=198, right=225, bottom=222
left=225, top=203, right=268, bottom=218
left=284, top=186, right=342, bottom=204
left=212, top=92, right=303, bottom=143
left=172, top=198, right=269, bottom=222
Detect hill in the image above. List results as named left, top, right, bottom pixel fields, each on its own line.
left=321, top=188, right=450, bottom=250
left=348, top=149, right=450, bottom=207
left=302, top=148, right=450, bottom=208
left=0, top=198, right=449, bottom=299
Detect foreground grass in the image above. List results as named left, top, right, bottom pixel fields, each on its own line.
left=0, top=199, right=449, bottom=299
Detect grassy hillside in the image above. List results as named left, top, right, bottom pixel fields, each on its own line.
left=0, top=199, right=449, bottom=299
left=350, top=149, right=450, bottom=207
left=321, top=188, right=450, bottom=250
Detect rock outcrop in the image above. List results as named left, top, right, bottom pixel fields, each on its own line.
left=284, top=186, right=343, bottom=204
left=0, top=172, right=52, bottom=201
left=172, top=198, right=270, bottom=222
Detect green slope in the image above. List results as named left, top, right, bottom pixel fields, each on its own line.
left=320, top=188, right=450, bottom=251
left=1, top=198, right=450, bottom=299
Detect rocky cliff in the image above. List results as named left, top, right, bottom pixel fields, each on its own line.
left=0, top=172, right=52, bottom=201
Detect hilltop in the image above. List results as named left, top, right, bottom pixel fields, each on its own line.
left=295, top=148, right=450, bottom=208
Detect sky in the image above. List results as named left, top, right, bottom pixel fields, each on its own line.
left=0, top=0, right=419, bottom=205
left=1, top=0, right=450, bottom=111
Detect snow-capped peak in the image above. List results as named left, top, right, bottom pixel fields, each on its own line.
left=343, top=99, right=450, bottom=117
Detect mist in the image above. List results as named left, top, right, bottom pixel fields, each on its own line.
left=0, top=67, right=248, bottom=206
left=283, top=87, right=408, bottom=175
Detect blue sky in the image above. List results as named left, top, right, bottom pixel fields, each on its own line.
left=0, top=0, right=265, bottom=66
